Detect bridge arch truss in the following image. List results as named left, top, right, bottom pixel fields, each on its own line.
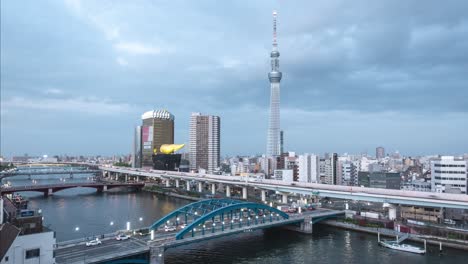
left=149, top=199, right=289, bottom=240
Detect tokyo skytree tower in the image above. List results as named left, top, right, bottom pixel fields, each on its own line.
left=266, top=10, right=282, bottom=157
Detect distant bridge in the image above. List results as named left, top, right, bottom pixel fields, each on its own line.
left=54, top=199, right=344, bottom=264
left=0, top=182, right=144, bottom=196
left=0, top=168, right=100, bottom=180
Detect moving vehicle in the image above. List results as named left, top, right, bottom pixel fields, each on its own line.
left=136, top=228, right=150, bottom=236
left=179, top=224, right=187, bottom=229
left=443, top=219, right=456, bottom=225
left=164, top=226, right=177, bottom=232
left=115, top=234, right=130, bottom=241
left=86, top=238, right=102, bottom=247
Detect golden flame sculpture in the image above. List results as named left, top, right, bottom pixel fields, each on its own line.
left=160, top=144, right=185, bottom=154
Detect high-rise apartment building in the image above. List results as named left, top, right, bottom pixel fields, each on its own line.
left=431, top=156, right=467, bottom=194
left=323, top=153, right=338, bottom=185
left=266, top=11, right=282, bottom=157
left=189, top=113, right=220, bottom=173
left=132, top=126, right=142, bottom=168
left=376, top=146, right=385, bottom=159
left=298, top=154, right=319, bottom=183
left=141, top=110, right=175, bottom=168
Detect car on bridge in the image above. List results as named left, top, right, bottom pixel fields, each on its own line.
left=115, top=234, right=130, bottom=241
left=136, top=228, right=150, bottom=236
left=86, top=238, right=102, bottom=247
left=164, top=226, right=177, bottom=232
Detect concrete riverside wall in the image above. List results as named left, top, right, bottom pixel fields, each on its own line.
left=321, top=220, right=468, bottom=251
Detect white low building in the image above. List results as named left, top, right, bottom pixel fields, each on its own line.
left=431, top=156, right=467, bottom=194
left=1, top=228, right=55, bottom=264
left=274, top=169, right=293, bottom=182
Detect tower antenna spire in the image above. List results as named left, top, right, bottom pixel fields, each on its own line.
left=272, top=10, right=278, bottom=47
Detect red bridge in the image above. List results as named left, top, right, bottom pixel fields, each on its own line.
left=0, top=182, right=145, bottom=196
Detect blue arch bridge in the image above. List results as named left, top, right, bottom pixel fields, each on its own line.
left=54, top=199, right=344, bottom=264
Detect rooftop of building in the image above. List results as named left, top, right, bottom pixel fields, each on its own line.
left=141, top=109, right=174, bottom=120
left=0, top=223, right=20, bottom=261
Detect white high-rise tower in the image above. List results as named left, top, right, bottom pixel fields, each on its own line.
left=267, top=10, right=282, bottom=156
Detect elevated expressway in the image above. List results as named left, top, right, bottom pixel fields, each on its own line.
left=101, top=166, right=468, bottom=210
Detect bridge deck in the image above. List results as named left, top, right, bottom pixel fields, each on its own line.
left=0, top=182, right=144, bottom=195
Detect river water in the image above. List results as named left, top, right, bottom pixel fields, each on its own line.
left=3, top=173, right=467, bottom=263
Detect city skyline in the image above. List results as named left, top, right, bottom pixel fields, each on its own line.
left=2, top=1, right=468, bottom=156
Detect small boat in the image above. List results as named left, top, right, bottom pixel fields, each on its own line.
left=379, top=240, right=426, bottom=254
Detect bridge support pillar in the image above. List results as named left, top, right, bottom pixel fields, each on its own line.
left=211, top=184, right=216, bottom=195
left=136, top=176, right=140, bottom=182
left=198, top=182, right=203, bottom=193
left=103, top=185, right=108, bottom=192
left=165, top=179, right=170, bottom=187
left=186, top=181, right=191, bottom=191
left=47, top=188, right=53, bottom=196
left=125, top=174, right=128, bottom=182
left=300, top=216, right=313, bottom=234
left=176, top=179, right=180, bottom=188
left=282, top=193, right=288, bottom=204
left=149, top=246, right=165, bottom=264
left=261, top=190, right=266, bottom=202
left=242, top=187, right=247, bottom=200
left=226, top=185, right=231, bottom=197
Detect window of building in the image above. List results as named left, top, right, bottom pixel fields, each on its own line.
left=25, top=248, right=40, bottom=259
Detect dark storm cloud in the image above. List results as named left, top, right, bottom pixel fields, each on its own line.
left=1, top=0, right=467, bottom=156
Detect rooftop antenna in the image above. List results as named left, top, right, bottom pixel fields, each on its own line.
left=272, top=10, right=278, bottom=48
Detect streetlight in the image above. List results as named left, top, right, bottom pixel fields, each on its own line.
left=139, top=217, right=143, bottom=222
left=126, top=221, right=131, bottom=231
left=212, top=223, right=216, bottom=233
left=75, top=226, right=80, bottom=232
left=222, top=222, right=225, bottom=231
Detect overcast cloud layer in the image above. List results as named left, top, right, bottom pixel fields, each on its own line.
left=1, top=0, right=468, bottom=157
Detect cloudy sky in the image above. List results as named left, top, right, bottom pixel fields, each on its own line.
left=1, top=0, right=467, bottom=157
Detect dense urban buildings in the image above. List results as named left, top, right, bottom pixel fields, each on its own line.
left=189, top=113, right=221, bottom=173
left=266, top=10, right=282, bottom=157
left=431, top=156, right=467, bottom=194
left=140, top=110, right=175, bottom=168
